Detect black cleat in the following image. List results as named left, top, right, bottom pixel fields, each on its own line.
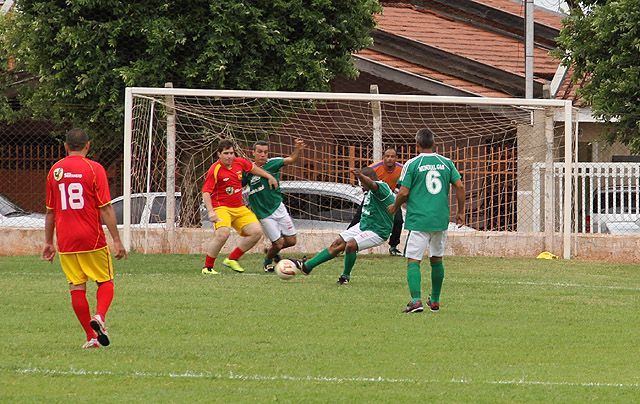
left=389, top=246, right=402, bottom=256
left=337, top=275, right=350, bottom=285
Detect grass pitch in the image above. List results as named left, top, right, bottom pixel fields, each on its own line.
left=1, top=253, right=639, bottom=402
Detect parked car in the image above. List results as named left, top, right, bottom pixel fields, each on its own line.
left=110, top=181, right=474, bottom=232
left=0, top=193, right=45, bottom=228
left=109, top=192, right=210, bottom=229
left=587, top=187, right=640, bottom=234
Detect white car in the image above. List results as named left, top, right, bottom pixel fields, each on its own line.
left=588, top=187, right=640, bottom=234
left=110, top=181, right=474, bottom=232
left=0, top=193, right=46, bottom=228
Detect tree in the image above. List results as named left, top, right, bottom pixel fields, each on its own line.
left=0, top=0, right=381, bottom=146
left=557, top=0, right=640, bottom=152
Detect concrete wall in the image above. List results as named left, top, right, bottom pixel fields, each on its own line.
left=3, top=228, right=640, bottom=263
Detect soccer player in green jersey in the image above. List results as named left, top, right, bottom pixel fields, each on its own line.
left=389, top=127, right=465, bottom=313
left=245, top=139, right=305, bottom=272
left=293, top=167, right=395, bottom=285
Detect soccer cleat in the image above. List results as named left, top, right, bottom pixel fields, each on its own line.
left=89, top=315, right=110, bottom=346
left=81, top=338, right=100, bottom=349
left=223, top=258, right=245, bottom=273
left=427, top=297, right=440, bottom=312
left=403, top=300, right=424, bottom=313
left=264, top=263, right=275, bottom=273
left=201, top=267, right=219, bottom=275
left=336, top=275, right=350, bottom=285
left=291, top=259, right=308, bottom=275
left=389, top=246, right=403, bottom=256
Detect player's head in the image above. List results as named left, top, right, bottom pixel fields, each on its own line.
left=252, top=140, right=269, bottom=166
left=382, top=147, right=398, bottom=168
left=416, top=128, right=435, bottom=150
left=358, top=167, right=379, bottom=191
left=217, top=139, right=236, bottom=166
left=64, top=128, right=90, bottom=154
left=360, top=166, right=379, bottom=181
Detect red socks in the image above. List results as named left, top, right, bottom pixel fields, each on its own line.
left=204, top=255, right=216, bottom=268
left=96, top=280, right=114, bottom=320
left=70, top=290, right=94, bottom=340
left=228, top=247, right=244, bottom=261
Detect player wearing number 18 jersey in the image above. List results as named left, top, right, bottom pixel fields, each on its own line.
left=389, top=128, right=465, bottom=314
left=42, top=128, right=127, bottom=348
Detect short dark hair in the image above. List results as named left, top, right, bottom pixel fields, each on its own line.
left=416, top=128, right=435, bottom=149
left=360, top=166, right=379, bottom=181
left=253, top=140, right=269, bottom=150
left=65, top=128, right=89, bottom=151
left=217, top=139, right=235, bottom=153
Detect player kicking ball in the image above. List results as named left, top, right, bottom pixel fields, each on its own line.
left=292, top=167, right=395, bottom=284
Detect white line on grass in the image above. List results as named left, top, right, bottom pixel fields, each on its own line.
left=14, top=367, right=640, bottom=389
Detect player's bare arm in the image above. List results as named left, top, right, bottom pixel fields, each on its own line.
left=100, top=204, right=128, bottom=259
left=283, top=139, right=306, bottom=165
left=352, top=168, right=378, bottom=192
left=453, top=179, right=466, bottom=226
left=249, top=164, right=278, bottom=189
left=389, top=186, right=409, bottom=215
left=42, top=208, right=56, bottom=262
left=202, top=192, right=220, bottom=223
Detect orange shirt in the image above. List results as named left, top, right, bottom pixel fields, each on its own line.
left=369, top=161, right=403, bottom=190
left=202, top=157, right=253, bottom=208
left=45, top=156, right=112, bottom=253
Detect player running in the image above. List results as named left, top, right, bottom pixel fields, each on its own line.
left=201, top=139, right=278, bottom=274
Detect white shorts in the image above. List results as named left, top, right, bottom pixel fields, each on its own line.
left=339, top=223, right=385, bottom=251
left=404, top=230, right=447, bottom=260
left=260, top=202, right=297, bottom=242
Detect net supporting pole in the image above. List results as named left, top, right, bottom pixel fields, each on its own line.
left=370, top=84, right=382, bottom=161
left=165, top=83, right=177, bottom=252
left=123, top=88, right=133, bottom=251
left=144, top=101, right=155, bottom=254
left=562, top=101, right=573, bottom=259
left=544, top=110, right=554, bottom=249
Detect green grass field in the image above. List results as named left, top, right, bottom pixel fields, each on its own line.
left=1, top=253, right=639, bottom=402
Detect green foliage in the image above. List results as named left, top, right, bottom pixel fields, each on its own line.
left=0, top=0, right=381, bottom=147
left=1, top=254, right=640, bottom=401
left=558, top=0, right=640, bottom=152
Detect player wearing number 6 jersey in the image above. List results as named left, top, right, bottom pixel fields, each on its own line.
left=389, top=127, right=465, bottom=314
left=42, top=128, right=127, bottom=349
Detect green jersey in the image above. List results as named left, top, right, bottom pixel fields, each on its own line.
left=360, top=181, right=395, bottom=239
left=244, top=157, right=284, bottom=219
left=398, top=153, right=461, bottom=232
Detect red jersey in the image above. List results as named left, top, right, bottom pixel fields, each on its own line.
left=369, top=161, right=403, bottom=190
left=45, top=155, right=112, bottom=253
left=201, top=157, right=253, bottom=208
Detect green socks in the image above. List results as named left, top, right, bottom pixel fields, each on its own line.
left=342, top=252, right=357, bottom=277
left=407, top=261, right=422, bottom=302
left=304, top=248, right=334, bottom=274
left=430, top=261, right=445, bottom=303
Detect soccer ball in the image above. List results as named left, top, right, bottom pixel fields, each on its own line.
left=275, top=259, right=298, bottom=280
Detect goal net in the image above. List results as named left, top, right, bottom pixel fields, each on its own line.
left=123, top=87, right=574, bottom=256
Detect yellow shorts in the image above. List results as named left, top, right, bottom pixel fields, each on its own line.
left=59, top=246, right=114, bottom=285
left=214, top=206, right=258, bottom=235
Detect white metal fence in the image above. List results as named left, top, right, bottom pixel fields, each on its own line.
left=533, top=162, right=640, bottom=233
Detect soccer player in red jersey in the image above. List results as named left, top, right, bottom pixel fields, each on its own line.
left=42, top=128, right=127, bottom=349
left=201, top=139, right=278, bottom=274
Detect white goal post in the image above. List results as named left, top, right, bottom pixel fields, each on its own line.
left=122, top=87, right=574, bottom=257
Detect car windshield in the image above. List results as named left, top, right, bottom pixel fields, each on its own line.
left=0, top=194, right=27, bottom=216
